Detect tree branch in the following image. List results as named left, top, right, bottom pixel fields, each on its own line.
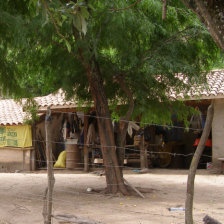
left=143, top=26, right=199, bottom=61
left=109, top=0, right=142, bottom=12
left=114, top=75, right=135, bottom=168
left=182, top=0, right=224, bottom=51
left=182, top=0, right=197, bottom=14
left=42, top=0, right=67, bottom=41
left=162, top=0, right=167, bottom=20
left=115, top=75, right=134, bottom=122
left=52, top=40, right=79, bottom=60
left=194, top=0, right=224, bottom=50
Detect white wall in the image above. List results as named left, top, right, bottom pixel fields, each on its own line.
left=212, top=98, right=224, bottom=171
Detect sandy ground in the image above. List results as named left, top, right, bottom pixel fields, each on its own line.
left=0, top=169, right=223, bottom=224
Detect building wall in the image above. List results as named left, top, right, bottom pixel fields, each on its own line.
left=212, top=98, right=224, bottom=171
left=0, top=147, right=35, bottom=172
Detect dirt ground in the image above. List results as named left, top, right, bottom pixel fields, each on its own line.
left=0, top=169, right=223, bottom=224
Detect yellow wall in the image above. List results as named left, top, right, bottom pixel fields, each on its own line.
left=0, top=125, right=32, bottom=148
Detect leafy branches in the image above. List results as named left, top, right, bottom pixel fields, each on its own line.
left=0, top=0, right=221, bottom=124
left=109, top=0, right=142, bottom=12
left=41, top=0, right=89, bottom=53
left=42, top=0, right=66, bottom=41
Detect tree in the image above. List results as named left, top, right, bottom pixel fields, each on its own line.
left=179, top=1, right=224, bottom=223
left=182, top=0, right=224, bottom=51
left=185, top=103, right=214, bottom=224
left=0, top=0, right=220, bottom=194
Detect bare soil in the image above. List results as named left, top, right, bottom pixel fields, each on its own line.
left=0, top=169, right=223, bottom=224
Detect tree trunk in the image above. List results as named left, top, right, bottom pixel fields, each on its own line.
left=88, top=72, right=129, bottom=195
left=115, top=76, right=134, bottom=174
left=77, top=52, right=129, bottom=194
left=183, top=0, right=224, bottom=51
left=116, top=122, right=127, bottom=177
left=185, top=103, right=214, bottom=224
left=194, top=0, right=224, bottom=51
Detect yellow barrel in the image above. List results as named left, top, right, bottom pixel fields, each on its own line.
left=66, top=139, right=81, bottom=169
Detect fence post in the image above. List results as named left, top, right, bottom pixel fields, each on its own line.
left=84, top=113, right=89, bottom=172
left=43, top=107, right=55, bottom=224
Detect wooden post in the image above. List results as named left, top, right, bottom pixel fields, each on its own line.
left=143, top=127, right=148, bottom=168
left=140, top=127, right=148, bottom=169
left=31, top=123, right=36, bottom=171
left=140, top=136, right=148, bottom=169
left=22, top=150, right=25, bottom=171
left=144, top=143, right=148, bottom=168
left=185, top=103, right=214, bottom=224
left=83, top=113, right=89, bottom=172
left=43, top=107, right=55, bottom=224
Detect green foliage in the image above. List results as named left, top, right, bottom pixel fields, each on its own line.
left=0, top=0, right=220, bottom=124
left=22, top=98, right=40, bottom=124
left=213, top=53, right=224, bottom=69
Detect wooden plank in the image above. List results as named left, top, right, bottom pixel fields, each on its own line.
left=84, top=113, right=89, bottom=172
left=93, top=158, right=103, bottom=164
left=93, top=158, right=127, bottom=164
left=0, top=147, right=34, bottom=151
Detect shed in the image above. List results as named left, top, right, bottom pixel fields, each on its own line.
left=1, top=70, right=224, bottom=172
left=171, top=70, right=224, bottom=171
left=0, top=90, right=85, bottom=172
left=32, top=71, right=224, bottom=172
left=0, top=99, right=34, bottom=172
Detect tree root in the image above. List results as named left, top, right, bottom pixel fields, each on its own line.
left=123, top=178, right=144, bottom=198
left=92, top=185, right=154, bottom=198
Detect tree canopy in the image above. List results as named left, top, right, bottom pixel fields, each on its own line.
left=0, top=0, right=222, bottom=195
left=0, top=0, right=220, bottom=124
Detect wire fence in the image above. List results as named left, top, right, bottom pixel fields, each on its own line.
left=31, top=108, right=210, bottom=169
left=0, top=108, right=212, bottom=171
left=50, top=109, right=204, bottom=132
left=0, top=108, right=216, bottom=224
left=0, top=152, right=212, bottom=172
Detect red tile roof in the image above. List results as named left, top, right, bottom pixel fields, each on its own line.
left=170, top=70, right=224, bottom=100
left=0, top=70, right=224, bottom=125
left=0, top=99, right=27, bottom=125
left=34, top=89, right=77, bottom=108
left=0, top=90, right=79, bottom=125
